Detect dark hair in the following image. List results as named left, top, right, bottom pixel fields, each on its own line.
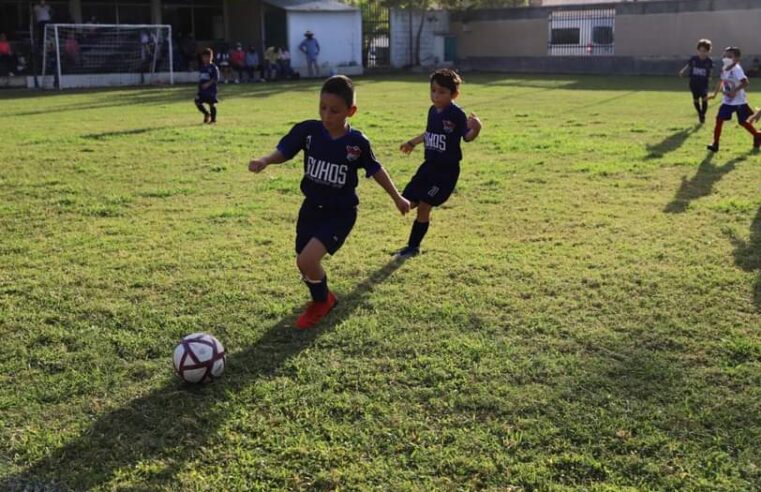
left=430, top=68, right=462, bottom=94
left=725, top=46, right=741, bottom=58
left=321, top=75, right=355, bottom=108
left=696, top=39, right=712, bottom=51
left=201, top=47, right=213, bottom=58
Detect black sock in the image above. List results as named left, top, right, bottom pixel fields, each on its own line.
left=305, top=275, right=328, bottom=302
left=195, top=101, right=209, bottom=115
left=701, top=100, right=708, bottom=115
left=408, top=220, right=429, bottom=249
left=210, top=105, right=217, bottom=121
left=693, top=99, right=701, bottom=115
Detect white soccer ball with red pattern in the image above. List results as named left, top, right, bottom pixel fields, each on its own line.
left=173, top=333, right=226, bottom=384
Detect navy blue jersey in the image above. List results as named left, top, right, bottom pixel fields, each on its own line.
left=424, top=103, right=469, bottom=168
left=687, top=56, right=713, bottom=81
left=277, top=120, right=382, bottom=209
left=198, top=63, right=219, bottom=98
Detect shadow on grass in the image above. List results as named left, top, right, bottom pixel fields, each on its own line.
left=730, top=206, right=761, bottom=310
left=645, top=125, right=700, bottom=159
left=663, top=153, right=747, bottom=214
left=81, top=124, right=199, bottom=140
left=4, top=80, right=322, bottom=117
left=3, top=259, right=404, bottom=491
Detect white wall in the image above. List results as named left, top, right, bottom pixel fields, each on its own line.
left=390, top=9, right=450, bottom=68
left=287, top=10, right=363, bottom=76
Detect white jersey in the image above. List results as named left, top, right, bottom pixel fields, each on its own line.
left=721, top=64, right=748, bottom=106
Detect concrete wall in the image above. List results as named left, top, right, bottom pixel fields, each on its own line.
left=452, top=0, right=761, bottom=75
left=286, top=10, right=362, bottom=75
left=390, top=9, right=450, bottom=68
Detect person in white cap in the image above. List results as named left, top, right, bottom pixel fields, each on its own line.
left=299, top=30, right=320, bottom=77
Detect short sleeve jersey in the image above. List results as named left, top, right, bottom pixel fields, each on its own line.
left=721, top=64, right=748, bottom=105
left=277, top=120, right=382, bottom=209
left=687, top=56, right=713, bottom=81
left=424, top=103, right=469, bottom=169
left=198, top=63, right=219, bottom=98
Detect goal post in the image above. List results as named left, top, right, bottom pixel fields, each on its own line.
left=41, top=23, right=174, bottom=90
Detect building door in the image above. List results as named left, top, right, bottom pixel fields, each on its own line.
left=263, top=5, right=286, bottom=49
left=361, top=2, right=389, bottom=68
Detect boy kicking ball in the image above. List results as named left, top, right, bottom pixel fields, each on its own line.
left=394, top=69, right=482, bottom=259
left=248, top=76, right=410, bottom=329
left=706, top=46, right=761, bottom=152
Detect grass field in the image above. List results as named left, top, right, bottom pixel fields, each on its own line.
left=1, top=74, right=760, bottom=491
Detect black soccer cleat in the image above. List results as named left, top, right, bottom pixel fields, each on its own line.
left=706, top=144, right=719, bottom=152
left=393, top=245, right=420, bottom=259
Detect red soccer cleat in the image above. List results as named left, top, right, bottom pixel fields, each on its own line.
left=295, top=292, right=338, bottom=330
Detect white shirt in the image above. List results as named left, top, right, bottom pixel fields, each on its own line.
left=34, top=4, right=51, bottom=22
left=721, top=64, right=748, bottom=105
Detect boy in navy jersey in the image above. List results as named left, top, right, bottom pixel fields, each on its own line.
left=395, top=69, right=482, bottom=258
left=706, top=46, right=761, bottom=152
left=248, top=76, right=410, bottom=329
left=679, top=39, right=713, bottom=123
left=195, top=48, right=219, bottom=124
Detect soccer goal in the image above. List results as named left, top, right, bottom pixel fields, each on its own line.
left=41, top=24, right=173, bottom=90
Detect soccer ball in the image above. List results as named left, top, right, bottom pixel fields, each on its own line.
left=173, top=332, right=226, bottom=384
left=723, top=80, right=736, bottom=95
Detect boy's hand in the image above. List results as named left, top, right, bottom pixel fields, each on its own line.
left=707, top=93, right=717, bottom=100
left=395, top=196, right=411, bottom=215
left=248, top=159, right=269, bottom=173
left=400, top=141, right=415, bottom=155
left=728, top=90, right=738, bottom=99
left=467, top=113, right=482, bottom=132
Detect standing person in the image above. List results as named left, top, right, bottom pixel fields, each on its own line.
left=195, top=48, right=219, bottom=124
left=229, top=42, right=245, bottom=84
left=394, top=69, right=483, bottom=258
left=264, top=45, right=279, bottom=80
left=0, top=33, right=16, bottom=76
left=679, top=39, right=714, bottom=124
left=299, top=30, right=320, bottom=77
left=706, top=46, right=761, bottom=152
left=278, top=46, right=294, bottom=79
left=247, top=76, right=410, bottom=329
left=244, top=44, right=260, bottom=82
left=34, top=0, right=53, bottom=49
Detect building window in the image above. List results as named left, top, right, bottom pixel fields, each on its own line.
left=550, top=28, right=579, bottom=45
left=592, top=26, right=613, bottom=45
left=81, top=1, right=151, bottom=24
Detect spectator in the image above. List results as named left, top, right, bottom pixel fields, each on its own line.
left=63, top=33, right=80, bottom=69
left=244, top=44, right=260, bottom=82
left=298, top=30, right=320, bottom=77
left=215, top=45, right=231, bottom=83
left=0, top=33, right=16, bottom=76
left=34, top=0, right=53, bottom=50
left=264, top=45, right=279, bottom=80
left=278, top=46, right=296, bottom=80
left=229, top=42, right=245, bottom=84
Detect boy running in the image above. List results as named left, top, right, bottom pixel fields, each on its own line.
left=679, top=39, right=713, bottom=124
left=195, top=48, right=219, bottom=124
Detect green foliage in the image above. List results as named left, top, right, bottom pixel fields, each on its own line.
left=1, top=74, right=760, bottom=490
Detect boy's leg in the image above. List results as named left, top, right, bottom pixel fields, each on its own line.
left=209, top=103, right=217, bottom=123
left=692, top=97, right=702, bottom=116
left=195, top=98, right=210, bottom=123
left=737, top=106, right=760, bottom=147
left=708, top=105, right=731, bottom=151
left=409, top=202, right=432, bottom=249
left=701, top=97, right=708, bottom=118
left=297, top=238, right=328, bottom=301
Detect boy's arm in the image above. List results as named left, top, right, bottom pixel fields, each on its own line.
left=249, top=150, right=287, bottom=173
left=727, top=78, right=749, bottom=99
left=372, top=168, right=410, bottom=215
left=400, top=132, right=426, bottom=154
left=708, top=79, right=723, bottom=100
left=464, top=113, right=482, bottom=142
left=679, top=63, right=690, bottom=77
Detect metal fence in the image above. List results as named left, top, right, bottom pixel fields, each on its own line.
left=547, top=9, right=615, bottom=56
left=361, top=2, right=390, bottom=68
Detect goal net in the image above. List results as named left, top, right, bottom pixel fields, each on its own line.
left=41, top=24, right=173, bottom=89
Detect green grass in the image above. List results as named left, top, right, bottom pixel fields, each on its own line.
left=1, top=74, right=760, bottom=491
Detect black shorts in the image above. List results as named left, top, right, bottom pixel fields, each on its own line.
left=689, top=79, right=709, bottom=99
left=195, top=94, right=218, bottom=105
left=295, top=200, right=357, bottom=255
left=402, top=162, right=460, bottom=207
left=717, top=103, right=753, bottom=122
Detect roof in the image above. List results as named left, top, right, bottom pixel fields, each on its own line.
left=263, top=0, right=358, bottom=12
